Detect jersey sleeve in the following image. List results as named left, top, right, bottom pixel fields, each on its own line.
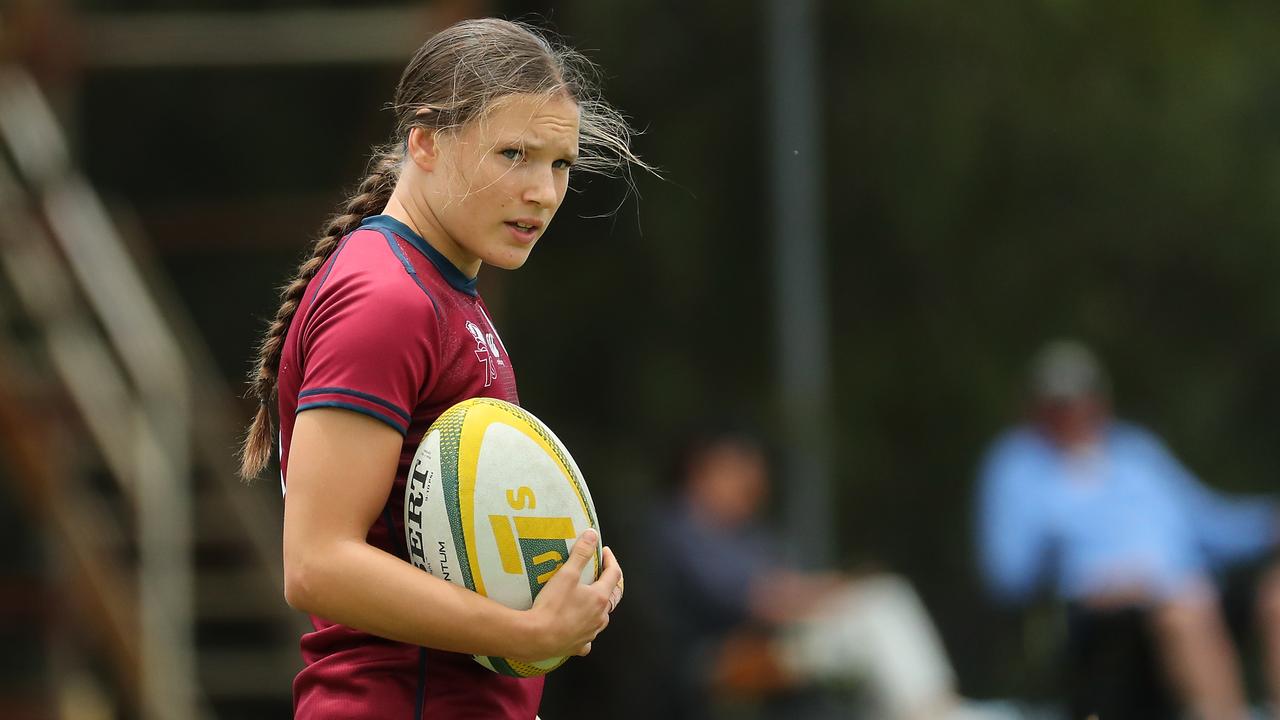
left=295, top=268, right=436, bottom=435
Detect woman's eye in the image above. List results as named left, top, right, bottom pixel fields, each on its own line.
left=500, top=148, right=521, bottom=161
left=552, top=159, right=575, bottom=170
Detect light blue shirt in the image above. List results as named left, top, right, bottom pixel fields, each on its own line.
left=977, top=421, right=1277, bottom=604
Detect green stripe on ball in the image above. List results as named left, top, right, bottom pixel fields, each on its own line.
left=436, top=404, right=475, bottom=591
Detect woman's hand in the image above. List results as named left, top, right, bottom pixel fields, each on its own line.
left=521, top=530, right=623, bottom=660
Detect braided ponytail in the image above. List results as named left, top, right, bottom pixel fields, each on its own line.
left=237, top=148, right=403, bottom=479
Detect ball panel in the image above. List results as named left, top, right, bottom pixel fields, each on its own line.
left=475, top=654, right=569, bottom=678
left=436, top=403, right=477, bottom=592
left=467, top=399, right=601, bottom=580
left=509, top=655, right=569, bottom=677
left=457, top=401, right=490, bottom=597
left=404, top=431, right=434, bottom=574
left=473, top=422, right=588, bottom=608
left=495, top=402, right=596, bottom=526
left=528, top=419, right=601, bottom=581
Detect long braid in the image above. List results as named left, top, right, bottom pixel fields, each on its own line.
left=238, top=148, right=404, bottom=479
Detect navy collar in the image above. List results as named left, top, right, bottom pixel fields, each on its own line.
left=359, top=214, right=478, bottom=296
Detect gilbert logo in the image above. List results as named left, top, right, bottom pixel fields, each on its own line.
left=466, top=321, right=500, bottom=387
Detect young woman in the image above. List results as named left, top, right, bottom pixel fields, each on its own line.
left=237, top=18, right=640, bottom=719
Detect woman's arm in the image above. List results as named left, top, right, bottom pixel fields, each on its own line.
left=283, top=407, right=621, bottom=661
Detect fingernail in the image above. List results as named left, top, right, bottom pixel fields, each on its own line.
left=582, top=529, right=599, bottom=545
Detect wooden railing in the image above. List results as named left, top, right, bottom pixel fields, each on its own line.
left=0, top=66, right=204, bottom=720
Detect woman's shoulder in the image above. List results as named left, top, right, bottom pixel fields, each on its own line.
left=312, top=228, right=440, bottom=314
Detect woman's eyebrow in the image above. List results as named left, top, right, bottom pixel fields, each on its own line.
left=502, top=137, right=578, bottom=159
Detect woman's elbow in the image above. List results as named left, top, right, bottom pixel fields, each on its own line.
left=283, top=546, right=323, bottom=612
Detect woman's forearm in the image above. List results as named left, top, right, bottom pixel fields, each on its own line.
left=285, top=537, right=545, bottom=660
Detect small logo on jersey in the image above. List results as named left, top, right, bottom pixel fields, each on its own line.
left=466, top=321, right=499, bottom=387
left=486, top=332, right=505, bottom=366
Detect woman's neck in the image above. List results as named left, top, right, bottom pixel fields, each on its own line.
left=382, top=190, right=481, bottom=278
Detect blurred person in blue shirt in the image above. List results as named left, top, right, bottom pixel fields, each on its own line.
left=976, top=339, right=1280, bottom=719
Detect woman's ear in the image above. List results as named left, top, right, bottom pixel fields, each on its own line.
left=407, top=126, right=440, bottom=172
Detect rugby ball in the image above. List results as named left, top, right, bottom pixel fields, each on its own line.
left=403, top=397, right=600, bottom=677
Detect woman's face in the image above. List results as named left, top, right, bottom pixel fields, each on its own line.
left=417, top=92, right=580, bottom=276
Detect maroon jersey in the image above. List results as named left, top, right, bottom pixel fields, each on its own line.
left=277, top=214, right=542, bottom=719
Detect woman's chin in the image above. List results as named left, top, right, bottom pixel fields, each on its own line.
left=487, top=251, right=533, bottom=271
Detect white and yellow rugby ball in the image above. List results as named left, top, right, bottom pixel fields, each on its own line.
left=403, top=397, right=600, bottom=677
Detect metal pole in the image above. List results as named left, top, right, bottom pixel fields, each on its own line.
left=766, top=0, right=834, bottom=568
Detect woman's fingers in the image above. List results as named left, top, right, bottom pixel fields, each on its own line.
left=529, top=530, right=627, bottom=658
left=604, top=547, right=625, bottom=613
left=556, top=529, right=600, bottom=584
left=593, top=544, right=622, bottom=593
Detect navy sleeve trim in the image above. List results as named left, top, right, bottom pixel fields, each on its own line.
left=298, top=387, right=412, bottom=422
left=297, top=401, right=408, bottom=435
left=375, top=229, right=441, bottom=321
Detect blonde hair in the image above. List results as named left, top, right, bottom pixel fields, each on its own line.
left=239, top=18, right=650, bottom=479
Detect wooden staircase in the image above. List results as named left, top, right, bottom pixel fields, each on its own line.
left=0, top=66, right=305, bottom=719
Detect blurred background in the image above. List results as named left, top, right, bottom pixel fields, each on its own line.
left=2, top=0, right=1280, bottom=718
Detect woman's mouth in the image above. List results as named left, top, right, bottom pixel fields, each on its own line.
left=505, top=221, right=538, bottom=243
left=501, top=219, right=537, bottom=240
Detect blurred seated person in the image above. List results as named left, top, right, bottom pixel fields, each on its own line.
left=654, top=426, right=998, bottom=720
left=976, top=339, right=1280, bottom=719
